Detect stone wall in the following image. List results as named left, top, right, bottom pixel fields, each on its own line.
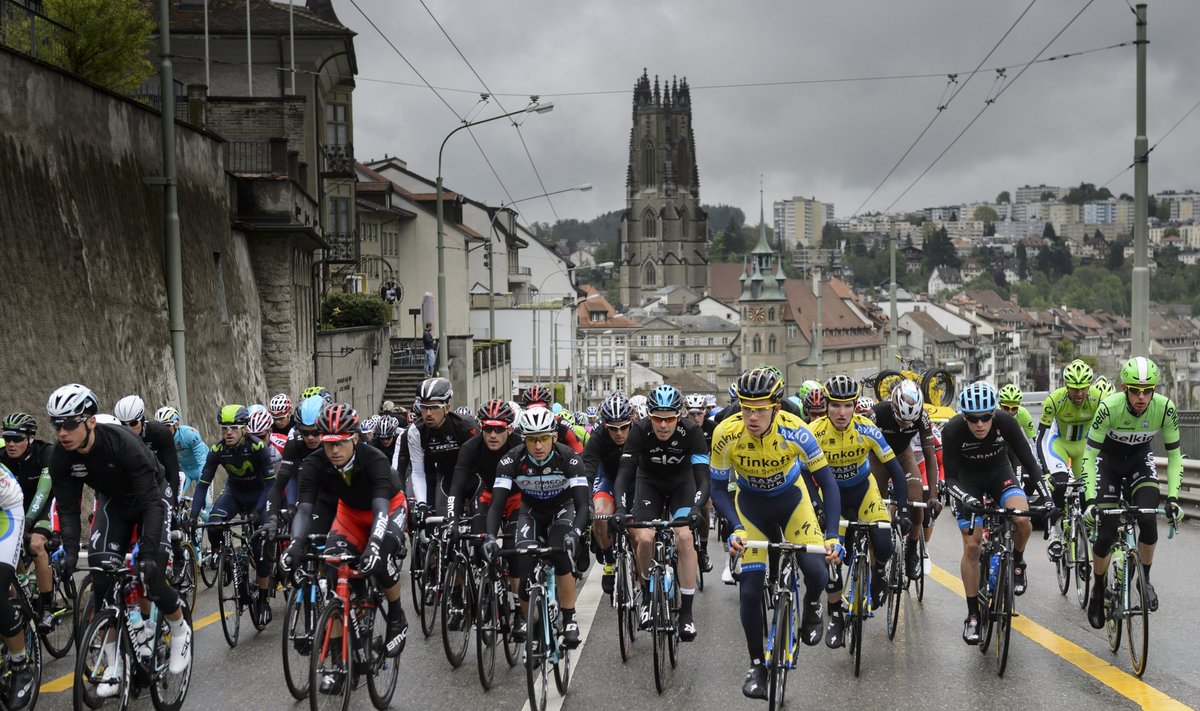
left=315, top=327, right=390, bottom=415
left=205, top=96, right=306, bottom=146
left=0, top=47, right=271, bottom=440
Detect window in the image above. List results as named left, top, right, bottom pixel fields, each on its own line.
left=643, top=139, right=655, bottom=185
left=325, top=103, right=349, bottom=146
left=602, top=352, right=611, bottom=367
left=768, top=335, right=777, bottom=354
left=616, top=377, right=626, bottom=391
left=601, top=336, right=610, bottom=346
left=722, top=337, right=730, bottom=345
left=667, top=353, right=676, bottom=366
left=639, top=335, right=648, bottom=347
left=588, top=354, right=597, bottom=367
left=666, top=335, right=675, bottom=347
left=753, top=335, right=762, bottom=354
left=654, top=335, right=662, bottom=347
left=693, top=353, right=701, bottom=366
left=328, top=197, right=351, bottom=234
left=788, top=324, right=797, bottom=342
left=616, top=353, right=625, bottom=366
left=615, top=335, right=626, bottom=346
left=707, top=352, right=716, bottom=365
left=644, top=261, right=657, bottom=285
left=589, top=311, right=604, bottom=323
left=708, top=337, right=714, bottom=345
left=654, top=353, right=662, bottom=366
left=768, top=307, right=775, bottom=321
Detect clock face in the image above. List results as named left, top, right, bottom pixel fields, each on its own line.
left=749, top=307, right=766, bottom=324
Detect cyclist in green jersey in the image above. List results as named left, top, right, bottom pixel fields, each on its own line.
left=1036, top=361, right=1103, bottom=549
left=1082, top=357, right=1183, bottom=628
left=997, top=384, right=1035, bottom=439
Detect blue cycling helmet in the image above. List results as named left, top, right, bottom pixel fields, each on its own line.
left=551, top=403, right=564, bottom=416
left=648, top=384, right=683, bottom=413
left=958, top=381, right=998, bottom=415
left=585, top=406, right=598, bottom=418
left=297, top=395, right=325, bottom=427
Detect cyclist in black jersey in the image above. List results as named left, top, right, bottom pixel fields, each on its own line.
left=262, top=395, right=337, bottom=541
left=943, top=382, right=1049, bottom=645
left=46, top=384, right=192, bottom=684
left=2, top=412, right=58, bottom=630
left=481, top=406, right=589, bottom=649
left=114, top=394, right=182, bottom=505
left=445, top=400, right=523, bottom=533
left=191, top=404, right=276, bottom=626
left=407, top=378, right=479, bottom=518
left=582, top=392, right=634, bottom=596
left=685, top=393, right=716, bottom=573
left=613, top=384, right=710, bottom=641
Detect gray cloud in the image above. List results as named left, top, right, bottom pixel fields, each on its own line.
left=341, top=0, right=1200, bottom=225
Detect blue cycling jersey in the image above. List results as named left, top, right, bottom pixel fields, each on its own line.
left=174, top=425, right=208, bottom=482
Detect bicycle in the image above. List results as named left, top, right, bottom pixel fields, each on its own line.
left=868, top=349, right=957, bottom=407
left=19, top=535, right=76, bottom=659
left=593, top=513, right=639, bottom=663
left=835, top=518, right=891, bottom=677
left=178, top=496, right=218, bottom=591
left=280, top=533, right=328, bottom=701
left=625, top=517, right=689, bottom=694
left=409, top=514, right=449, bottom=639
left=881, top=499, right=928, bottom=640
left=744, top=540, right=827, bottom=711
left=967, top=501, right=1053, bottom=677
left=308, top=551, right=401, bottom=711
left=73, top=555, right=192, bottom=711
left=1, top=561, right=43, bottom=711
left=166, top=507, right=199, bottom=615
left=196, top=517, right=259, bottom=648
left=496, top=546, right=573, bottom=711
left=440, top=520, right=482, bottom=668
left=1095, top=505, right=1174, bottom=677
left=473, top=532, right=520, bottom=690
left=1051, top=479, right=1091, bottom=609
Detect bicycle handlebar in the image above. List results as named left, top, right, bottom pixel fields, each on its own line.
left=838, top=519, right=891, bottom=530
left=881, top=498, right=928, bottom=509
left=743, top=540, right=827, bottom=554
left=195, top=518, right=253, bottom=530
left=625, top=517, right=692, bottom=529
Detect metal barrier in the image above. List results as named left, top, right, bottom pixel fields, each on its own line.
left=1153, top=456, right=1200, bottom=514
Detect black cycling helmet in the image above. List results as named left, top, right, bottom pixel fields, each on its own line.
left=736, top=368, right=784, bottom=404
left=599, top=392, right=632, bottom=423
left=522, top=385, right=553, bottom=408
left=477, top=399, right=516, bottom=428
left=823, top=374, right=859, bottom=402
left=1, top=412, right=37, bottom=438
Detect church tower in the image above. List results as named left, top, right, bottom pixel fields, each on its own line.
left=739, top=187, right=788, bottom=373
left=619, top=70, right=709, bottom=308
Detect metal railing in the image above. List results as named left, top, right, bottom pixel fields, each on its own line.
left=0, top=0, right=71, bottom=67
left=224, top=141, right=273, bottom=174
left=390, top=338, right=431, bottom=368
left=325, top=231, right=358, bottom=261
left=508, top=265, right=532, bottom=276
left=321, top=143, right=354, bottom=175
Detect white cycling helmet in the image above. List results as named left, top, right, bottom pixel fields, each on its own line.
left=248, top=410, right=273, bottom=435
left=359, top=416, right=378, bottom=435
left=93, top=413, right=121, bottom=426
left=47, top=384, right=99, bottom=418
left=890, top=380, right=924, bottom=423
left=113, top=395, right=145, bottom=423
left=268, top=393, right=293, bottom=417
left=518, top=406, right=556, bottom=436
left=154, top=406, right=181, bottom=425
left=684, top=394, right=708, bottom=412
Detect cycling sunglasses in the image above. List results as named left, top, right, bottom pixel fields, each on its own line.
left=2, top=435, right=27, bottom=444
left=1125, top=385, right=1155, bottom=395
left=298, top=428, right=321, bottom=438
left=51, top=417, right=86, bottom=432
left=605, top=422, right=632, bottom=432
left=481, top=425, right=508, bottom=435
left=964, top=412, right=993, bottom=424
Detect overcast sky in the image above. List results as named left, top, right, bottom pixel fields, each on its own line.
left=337, top=0, right=1200, bottom=227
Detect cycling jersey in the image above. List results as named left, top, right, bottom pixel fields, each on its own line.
left=172, top=425, right=208, bottom=484
left=191, top=435, right=274, bottom=518
left=1012, top=405, right=1035, bottom=440
left=269, top=421, right=293, bottom=454
left=581, top=425, right=624, bottom=501
left=557, top=421, right=584, bottom=453
left=296, top=443, right=399, bottom=512
left=912, top=424, right=944, bottom=487
left=445, top=432, right=524, bottom=521
left=0, top=439, right=53, bottom=524
left=943, top=411, right=1042, bottom=518
left=140, top=421, right=181, bottom=499
left=407, top=412, right=479, bottom=510
left=1082, top=392, right=1182, bottom=501
left=487, top=443, right=590, bottom=533
left=809, top=415, right=905, bottom=497
left=1036, top=387, right=1102, bottom=480
left=264, top=437, right=328, bottom=520
left=613, top=417, right=710, bottom=517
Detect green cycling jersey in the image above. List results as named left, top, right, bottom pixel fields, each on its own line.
left=1013, top=405, right=1035, bottom=440
left=1082, top=391, right=1182, bottom=500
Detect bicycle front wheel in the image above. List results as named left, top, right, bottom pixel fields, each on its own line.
left=42, top=564, right=77, bottom=659
left=615, top=551, right=634, bottom=662
left=420, top=541, right=440, bottom=638
left=767, top=590, right=792, bottom=711
left=1073, top=519, right=1092, bottom=610
left=73, top=607, right=127, bottom=711
left=524, top=587, right=549, bottom=711
left=475, top=576, right=499, bottom=690
left=994, top=553, right=1013, bottom=677
left=850, top=556, right=867, bottom=677
left=1055, top=520, right=1071, bottom=596
left=282, top=585, right=318, bottom=700
left=216, top=545, right=242, bottom=648
left=1106, top=558, right=1123, bottom=654
left=170, top=539, right=200, bottom=616
left=650, top=569, right=669, bottom=694
left=914, top=531, right=926, bottom=602
left=1125, top=549, right=1149, bottom=677
left=8, top=618, right=41, bottom=711
left=309, top=599, right=352, bottom=711
left=367, top=596, right=400, bottom=709
left=72, top=573, right=95, bottom=653
left=408, top=534, right=426, bottom=622
left=440, top=558, right=472, bottom=668
left=885, top=529, right=903, bottom=640
left=150, top=609, right=192, bottom=711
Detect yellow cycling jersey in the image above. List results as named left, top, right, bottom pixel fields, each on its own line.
left=710, top=410, right=827, bottom=497
left=807, top=414, right=895, bottom=488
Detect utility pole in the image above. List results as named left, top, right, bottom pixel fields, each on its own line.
left=813, top=267, right=824, bottom=380
left=1131, top=3, right=1150, bottom=357
left=157, top=0, right=187, bottom=419
left=888, top=225, right=898, bottom=367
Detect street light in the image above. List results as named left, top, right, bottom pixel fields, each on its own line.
left=532, top=262, right=613, bottom=384
left=487, top=183, right=592, bottom=338
left=436, top=99, right=554, bottom=375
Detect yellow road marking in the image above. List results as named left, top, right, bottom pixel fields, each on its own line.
left=40, top=609, right=228, bottom=693
left=928, top=563, right=1193, bottom=711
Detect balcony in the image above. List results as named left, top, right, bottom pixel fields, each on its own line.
left=325, top=231, right=358, bottom=261
left=321, top=144, right=355, bottom=176
left=507, top=264, right=532, bottom=284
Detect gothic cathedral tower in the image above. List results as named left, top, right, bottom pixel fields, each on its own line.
left=619, top=70, right=709, bottom=308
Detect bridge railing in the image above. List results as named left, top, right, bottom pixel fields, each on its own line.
left=1153, top=456, right=1200, bottom=517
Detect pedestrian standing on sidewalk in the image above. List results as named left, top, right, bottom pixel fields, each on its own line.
left=423, top=322, right=436, bottom=376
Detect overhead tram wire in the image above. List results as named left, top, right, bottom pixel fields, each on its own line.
left=880, top=0, right=1097, bottom=215
left=344, top=0, right=517, bottom=206
left=418, top=0, right=560, bottom=221
left=850, top=0, right=1041, bottom=218
left=1102, top=95, right=1200, bottom=189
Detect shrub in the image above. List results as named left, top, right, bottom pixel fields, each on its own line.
left=321, top=292, right=389, bottom=329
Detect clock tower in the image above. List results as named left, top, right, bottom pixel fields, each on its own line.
left=739, top=189, right=788, bottom=373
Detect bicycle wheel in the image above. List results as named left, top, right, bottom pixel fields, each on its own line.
left=615, top=551, right=634, bottom=662
left=1055, top=521, right=1071, bottom=597
left=915, top=532, right=926, bottom=602
left=650, top=569, right=668, bottom=694
left=42, top=564, right=77, bottom=659
left=282, top=585, right=317, bottom=700
left=501, top=581, right=521, bottom=668
left=475, top=576, right=498, bottom=690
left=767, top=590, right=792, bottom=711
left=199, top=544, right=218, bottom=589
left=247, top=542, right=271, bottom=633
left=1105, top=557, right=1123, bottom=653
left=367, top=596, right=400, bottom=709
left=73, top=607, right=128, bottom=711
left=216, top=544, right=242, bottom=648
left=994, top=553, right=1013, bottom=677
left=408, top=534, right=426, bottom=622
left=977, top=552, right=995, bottom=653
left=667, top=567, right=680, bottom=669
left=850, top=556, right=867, bottom=677
left=440, top=558, right=473, bottom=668
left=72, top=573, right=95, bottom=653
left=150, top=608, right=192, bottom=711
left=6, top=617, right=41, bottom=711
left=524, top=587, right=549, bottom=711
left=420, top=541, right=440, bottom=638
left=1125, top=549, right=1149, bottom=677
left=168, top=539, right=199, bottom=617
left=873, top=370, right=904, bottom=401
left=309, top=598, right=352, bottom=711
left=1073, top=521, right=1091, bottom=610
left=885, top=530, right=903, bottom=640
left=921, top=368, right=957, bottom=407
left=553, top=612, right=572, bottom=695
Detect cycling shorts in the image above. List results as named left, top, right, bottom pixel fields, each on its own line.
left=836, top=477, right=890, bottom=535
left=953, top=468, right=1025, bottom=531
left=734, top=482, right=823, bottom=574
left=632, top=473, right=695, bottom=522
left=1093, top=451, right=1159, bottom=506
left=478, top=487, right=522, bottom=520
left=1044, top=434, right=1085, bottom=478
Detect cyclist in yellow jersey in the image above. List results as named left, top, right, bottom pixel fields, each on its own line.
left=808, top=374, right=910, bottom=649
left=710, top=368, right=842, bottom=700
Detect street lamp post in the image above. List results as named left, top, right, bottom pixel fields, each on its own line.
left=436, top=100, right=554, bottom=375
left=487, top=183, right=592, bottom=338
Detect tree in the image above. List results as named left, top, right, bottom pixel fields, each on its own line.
left=820, top=222, right=844, bottom=250
left=1105, top=240, right=1126, bottom=271
left=1016, top=243, right=1029, bottom=280
left=973, top=206, right=999, bottom=223
left=1043, top=222, right=1057, bottom=239
left=1041, top=191, right=1057, bottom=202
left=42, top=0, right=155, bottom=94
left=923, top=226, right=960, bottom=269
left=1148, top=195, right=1158, bottom=218
left=996, top=191, right=1011, bottom=205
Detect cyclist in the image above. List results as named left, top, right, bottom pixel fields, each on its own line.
left=684, top=393, right=717, bottom=572
left=46, top=384, right=191, bottom=688
left=714, top=367, right=803, bottom=425
left=248, top=410, right=281, bottom=477
left=0, top=461, right=36, bottom=708
left=262, top=396, right=336, bottom=541
left=871, top=380, right=939, bottom=579
left=153, top=406, right=208, bottom=509
left=371, top=416, right=402, bottom=459
left=583, top=392, right=634, bottom=596
left=710, top=368, right=842, bottom=699
left=114, top=394, right=182, bottom=504
left=281, top=403, right=409, bottom=692
left=481, top=406, right=589, bottom=649
left=1, top=413, right=57, bottom=630
left=802, top=387, right=828, bottom=423
left=943, top=382, right=1048, bottom=645
left=522, top=386, right=584, bottom=453
left=612, top=384, right=709, bottom=642
left=997, top=384, right=1035, bottom=440
left=359, top=416, right=378, bottom=446
left=584, top=406, right=599, bottom=432
left=809, top=374, right=908, bottom=648
left=1083, top=357, right=1183, bottom=628
left=266, top=393, right=294, bottom=453
left=1035, top=360, right=1102, bottom=551
left=407, top=377, right=479, bottom=518
left=855, top=396, right=876, bottom=422
left=191, top=405, right=276, bottom=626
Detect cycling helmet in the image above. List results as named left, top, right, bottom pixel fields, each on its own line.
left=417, top=377, right=453, bottom=405
left=628, top=394, right=648, bottom=409
left=958, top=382, right=998, bottom=415
left=154, top=406, right=180, bottom=425
left=1063, top=359, right=1093, bottom=389
left=317, top=403, right=359, bottom=441
left=633, top=404, right=650, bottom=420
left=297, top=395, right=325, bottom=427
left=1, top=413, right=37, bottom=438
left=517, top=406, right=557, bottom=436
left=600, top=392, right=632, bottom=423
left=454, top=406, right=473, bottom=418
left=855, top=396, right=876, bottom=418
left=560, top=410, right=576, bottom=426
left=786, top=395, right=803, bottom=409
left=823, top=375, right=859, bottom=403
left=585, top=406, right=599, bottom=419
left=803, top=388, right=827, bottom=416
left=1120, top=356, right=1160, bottom=387
left=218, top=404, right=250, bottom=427
left=551, top=403, right=565, bottom=416
left=648, top=384, right=683, bottom=413
left=94, top=414, right=121, bottom=426
left=247, top=403, right=267, bottom=418
left=522, top=385, right=552, bottom=408
left=478, top=399, right=517, bottom=428
left=797, top=379, right=822, bottom=400
left=247, top=410, right=272, bottom=436
left=727, top=383, right=738, bottom=402
left=890, top=380, right=924, bottom=422
left=47, top=384, right=99, bottom=419
left=268, top=393, right=293, bottom=417
left=358, top=416, right=378, bottom=435
left=300, top=386, right=332, bottom=404
left=113, top=395, right=146, bottom=423
left=736, top=368, right=784, bottom=404
left=997, top=383, right=1023, bottom=406
left=376, top=416, right=401, bottom=439
left=1092, top=375, right=1115, bottom=400
left=574, top=411, right=587, bottom=424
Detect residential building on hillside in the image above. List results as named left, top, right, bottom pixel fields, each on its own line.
left=626, top=314, right=739, bottom=388
left=773, top=196, right=831, bottom=248
left=928, top=267, right=963, bottom=297
left=575, top=286, right=641, bottom=404
left=1015, top=184, right=1065, bottom=203
left=1083, top=199, right=1117, bottom=224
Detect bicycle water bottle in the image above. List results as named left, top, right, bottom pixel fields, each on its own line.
left=664, top=567, right=675, bottom=598
left=987, top=553, right=999, bottom=591
left=1113, top=549, right=1126, bottom=587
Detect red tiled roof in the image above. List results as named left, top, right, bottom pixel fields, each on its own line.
left=577, top=285, right=642, bottom=329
